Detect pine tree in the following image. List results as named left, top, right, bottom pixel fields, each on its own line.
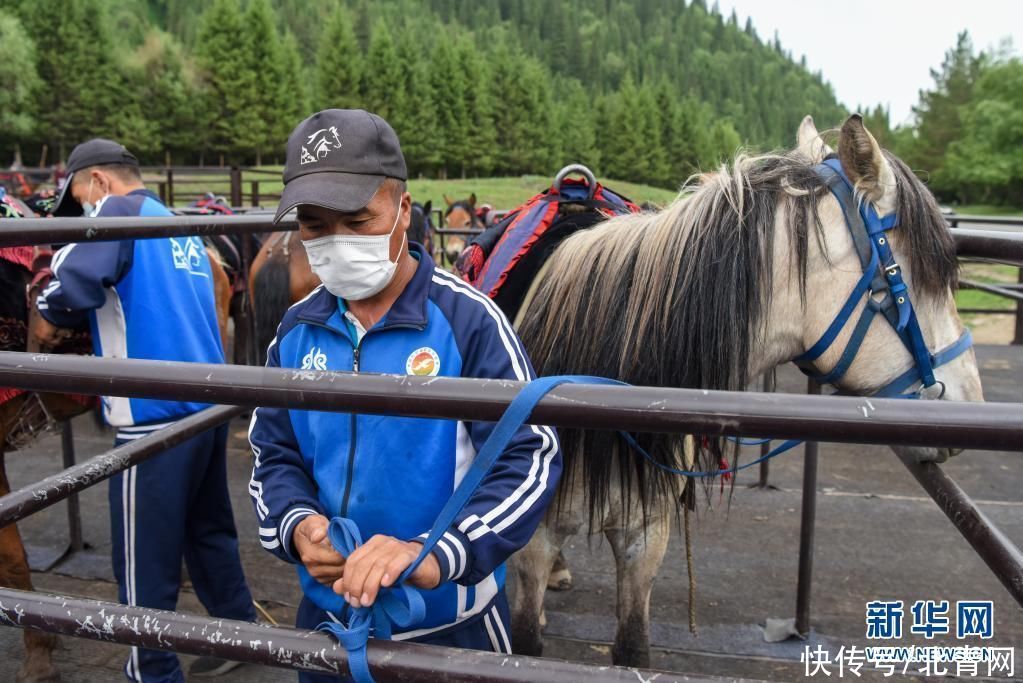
left=277, top=30, right=311, bottom=148
left=603, top=75, right=649, bottom=182
left=18, top=0, right=121, bottom=155
left=316, top=5, right=363, bottom=111
left=242, top=0, right=285, bottom=164
left=489, top=46, right=553, bottom=175
left=549, top=80, right=600, bottom=172
left=0, top=10, right=40, bottom=163
left=392, top=24, right=441, bottom=177
left=361, top=19, right=404, bottom=121
left=904, top=32, right=985, bottom=195
left=194, top=0, right=253, bottom=163
left=428, top=39, right=470, bottom=177
left=455, top=36, right=497, bottom=176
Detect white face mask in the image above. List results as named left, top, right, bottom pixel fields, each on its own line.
left=81, top=177, right=107, bottom=217
left=302, top=200, right=405, bottom=301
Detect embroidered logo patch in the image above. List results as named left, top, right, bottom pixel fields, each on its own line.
left=300, top=126, right=343, bottom=165
left=301, top=347, right=327, bottom=370
left=406, top=347, right=440, bottom=376
left=169, top=236, right=205, bottom=275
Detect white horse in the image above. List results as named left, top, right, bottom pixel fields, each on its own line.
left=507, top=114, right=984, bottom=667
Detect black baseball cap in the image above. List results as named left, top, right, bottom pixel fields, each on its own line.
left=52, top=138, right=140, bottom=216
left=274, top=109, right=408, bottom=223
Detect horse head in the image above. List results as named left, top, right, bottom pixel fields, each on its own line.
left=442, top=193, right=481, bottom=264
left=788, top=114, right=983, bottom=461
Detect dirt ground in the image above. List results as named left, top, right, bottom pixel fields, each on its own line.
left=0, top=345, right=1019, bottom=682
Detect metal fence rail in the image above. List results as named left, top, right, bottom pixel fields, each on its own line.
left=2, top=216, right=1022, bottom=261
left=0, top=588, right=723, bottom=683
left=0, top=405, right=242, bottom=529
left=0, top=352, right=1019, bottom=452
left=0, top=215, right=296, bottom=247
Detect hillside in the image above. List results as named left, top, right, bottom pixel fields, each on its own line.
left=3, top=0, right=848, bottom=189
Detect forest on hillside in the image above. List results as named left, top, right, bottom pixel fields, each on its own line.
left=0, top=0, right=847, bottom=189
left=0, top=1, right=1019, bottom=202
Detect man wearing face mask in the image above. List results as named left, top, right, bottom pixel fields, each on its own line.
left=249, top=109, right=560, bottom=679
left=39, top=138, right=257, bottom=682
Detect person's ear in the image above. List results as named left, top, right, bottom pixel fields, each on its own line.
left=91, top=169, right=110, bottom=196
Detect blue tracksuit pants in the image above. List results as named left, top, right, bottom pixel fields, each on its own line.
left=295, top=591, right=513, bottom=682
left=109, top=422, right=256, bottom=683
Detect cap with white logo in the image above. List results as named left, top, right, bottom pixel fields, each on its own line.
left=274, top=109, right=408, bottom=223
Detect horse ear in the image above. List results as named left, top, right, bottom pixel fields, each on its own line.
left=423, top=200, right=432, bottom=214
left=796, top=115, right=833, bottom=163
left=469, top=193, right=477, bottom=208
left=443, top=194, right=453, bottom=206
left=838, top=114, right=896, bottom=210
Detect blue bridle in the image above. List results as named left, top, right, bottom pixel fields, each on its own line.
left=793, top=158, right=973, bottom=398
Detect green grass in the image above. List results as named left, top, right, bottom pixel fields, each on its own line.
left=949, top=204, right=1023, bottom=217
left=147, top=169, right=680, bottom=210
left=407, top=175, right=679, bottom=210
left=955, top=262, right=1018, bottom=321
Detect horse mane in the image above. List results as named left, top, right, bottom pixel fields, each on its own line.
left=517, top=148, right=958, bottom=526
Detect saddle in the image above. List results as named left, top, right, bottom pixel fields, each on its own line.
left=457, top=165, right=641, bottom=321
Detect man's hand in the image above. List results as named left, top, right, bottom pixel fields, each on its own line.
left=31, top=316, right=73, bottom=349
left=293, top=514, right=346, bottom=586
left=333, top=535, right=441, bottom=609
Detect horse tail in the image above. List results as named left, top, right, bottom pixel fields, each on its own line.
left=252, top=252, right=291, bottom=365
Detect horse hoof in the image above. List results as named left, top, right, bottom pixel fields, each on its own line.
left=16, top=666, right=60, bottom=683
left=546, top=568, right=573, bottom=591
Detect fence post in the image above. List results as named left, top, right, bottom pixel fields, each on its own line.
left=1014, top=266, right=1023, bottom=345
left=60, top=420, right=83, bottom=553
left=795, top=378, right=820, bottom=637
left=757, top=370, right=776, bottom=489
left=229, top=167, right=243, bottom=207
left=166, top=169, right=175, bottom=208
left=250, top=181, right=260, bottom=207
left=157, top=182, right=167, bottom=204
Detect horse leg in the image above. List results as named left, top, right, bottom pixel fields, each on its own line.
left=546, top=550, right=573, bottom=591
left=0, top=452, right=59, bottom=683
left=604, top=509, right=671, bottom=669
left=508, top=518, right=569, bottom=658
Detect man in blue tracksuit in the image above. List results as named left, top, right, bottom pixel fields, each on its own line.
left=249, top=109, right=560, bottom=681
left=39, top=139, right=256, bottom=682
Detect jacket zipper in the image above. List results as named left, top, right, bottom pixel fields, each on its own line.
left=294, top=317, right=426, bottom=519
left=339, top=344, right=360, bottom=517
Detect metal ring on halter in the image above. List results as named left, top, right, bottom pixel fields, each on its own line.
left=553, top=164, right=598, bottom=200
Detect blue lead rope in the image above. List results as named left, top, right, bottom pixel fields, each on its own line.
left=316, top=375, right=621, bottom=683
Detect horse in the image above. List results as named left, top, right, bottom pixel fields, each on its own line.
left=249, top=201, right=436, bottom=363
left=440, top=193, right=484, bottom=264
left=506, top=114, right=983, bottom=668
left=0, top=203, right=96, bottom=682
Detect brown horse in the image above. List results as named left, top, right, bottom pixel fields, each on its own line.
left=204, top=245, right=237, bottom=355
left=440, top=193, right=483, bottom=265
left=0, top=243, right=94, bottom=682
left=248, top=202, right=436, bottom=363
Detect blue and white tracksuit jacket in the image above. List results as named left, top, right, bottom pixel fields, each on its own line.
left=248, top=244, right=561, bottom=639
left=37, top=189, right=254, bottom=683
left=37, top=189, right=223, bottom=433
